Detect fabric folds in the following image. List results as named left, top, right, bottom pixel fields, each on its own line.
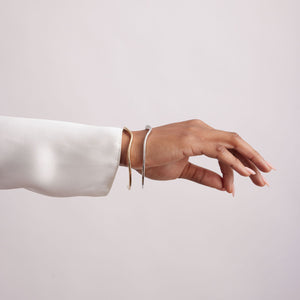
left=0, top=116, right=123, bottom=197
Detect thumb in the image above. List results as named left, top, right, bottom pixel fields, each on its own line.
left=179, top=162, right=225, bottom=191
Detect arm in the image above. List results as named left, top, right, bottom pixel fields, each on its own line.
left=0, top=115, right=123, bottom=197
left=0, top=116, right=274, bottom=198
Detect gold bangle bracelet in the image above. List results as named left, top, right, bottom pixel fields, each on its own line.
left=123, top=126, right=133, bottom=190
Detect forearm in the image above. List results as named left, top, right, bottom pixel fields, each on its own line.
left=0, top=116, right=122, bottom=197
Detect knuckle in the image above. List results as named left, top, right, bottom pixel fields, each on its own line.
left=180, top=163, right=196, bottom=179
left=248, top=154, right=255, bottom=162
left=188, top=119, right=201, bottom=125
left=230, top=131, right=241, bottom=140
left=186, top=119, right=205, bottom=128
left=179, top=163, right=190, bottom=178
left=254, top=149, right=260, bottom=157
left=229, top=157, right=240, bottom=170
left=234, top=156, right=241, bottom=166
left=216, top=144, right=226, bottom=153
left=198, top=168, right=206, bottom=183
left=229, top=131, right=242, bottom=146
left=249, top=150, right=259, bottom=162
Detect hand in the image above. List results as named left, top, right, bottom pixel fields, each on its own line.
left=120, top=119, right=275, bottom=195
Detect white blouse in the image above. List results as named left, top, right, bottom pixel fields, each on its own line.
left=0, top=116, right=123, bottom=197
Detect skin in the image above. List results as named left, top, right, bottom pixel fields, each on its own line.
left=119, top=119, right=275, bottom=196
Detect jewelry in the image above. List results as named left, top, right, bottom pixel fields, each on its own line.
left=142, top=125, right=152, bottom=188
left=123, top=126, right=133, bottom=190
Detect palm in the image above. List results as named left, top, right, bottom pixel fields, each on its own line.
left=135, top=157, right=189, bottom=180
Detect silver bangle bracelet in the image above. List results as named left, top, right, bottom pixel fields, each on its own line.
left=142, top=125, right=152, bottom=188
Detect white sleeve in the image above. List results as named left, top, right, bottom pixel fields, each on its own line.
left=0, top=115, right=123, bottom=197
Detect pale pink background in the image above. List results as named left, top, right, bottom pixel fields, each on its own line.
left=0, top=0, right=299, bottom=299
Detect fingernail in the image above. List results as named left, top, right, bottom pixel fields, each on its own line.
left=262, top=176, right=270, bottom=187
left=232, top=184, right=235, bottom=197
left=266, top=161, right=276, bottom=171
left=245, top=167, right=256, bottom=175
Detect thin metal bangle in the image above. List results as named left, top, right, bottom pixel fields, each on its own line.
left=142, top=125, right=152, bottom=188
left=123, top=126, right=133, bottom=190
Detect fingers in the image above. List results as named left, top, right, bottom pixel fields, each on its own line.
left=228, top=149, right=268, bottom=187
left=218, top=161, right=234, bottom=195
left=179, top=162, right=225, bottom=191
left=206, top=144, right=257, bottom=177
left=217, top=130, right=273, bottom=173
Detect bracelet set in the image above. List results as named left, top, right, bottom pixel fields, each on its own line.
left=122, top=125, right=152, bottom=190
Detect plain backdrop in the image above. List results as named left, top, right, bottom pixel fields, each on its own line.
left=0, top=0, right=299, bottom=299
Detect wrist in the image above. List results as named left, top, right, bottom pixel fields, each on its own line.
left=120, top=128, right=148, bottom=169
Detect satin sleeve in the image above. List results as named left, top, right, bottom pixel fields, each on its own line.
left=0, top=116, right=123, bottom=197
